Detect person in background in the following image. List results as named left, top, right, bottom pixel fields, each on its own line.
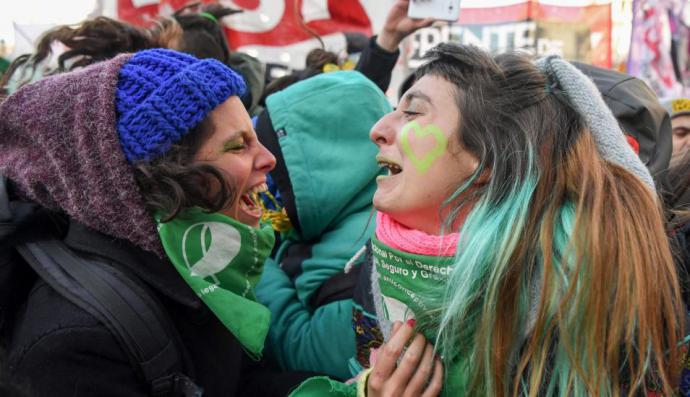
left=356, top=0, right=432, bottom=93
left=174, top=2, right=266, bottom=115
left=0, top=17, right=176, bottom=93
left=664, top=98, right=690, bottom=321
left=0, top=3, right=266, bottom=115
left=260, top=0, right=433, bottom=104
left=663, top=97, right=690, bottom=168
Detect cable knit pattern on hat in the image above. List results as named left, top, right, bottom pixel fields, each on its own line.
left=0, top=53, right=166, bottom=255
left=116, top=49, right=246, bottom=163
left=535, top=55, right=656, bottom=192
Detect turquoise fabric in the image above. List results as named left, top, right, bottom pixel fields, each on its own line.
left=255, top=71, right=392, bottom=379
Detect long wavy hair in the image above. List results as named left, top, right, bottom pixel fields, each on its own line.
left=0, top=16, right=182, bottom=92
left=418, top=44, right=683, bottom=396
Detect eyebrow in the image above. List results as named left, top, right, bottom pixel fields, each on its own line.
left=220, top=130, right=251, bottom=149
left=225, top=130, right=251, bottom=141
left=402, top=90, right=433, bottom=106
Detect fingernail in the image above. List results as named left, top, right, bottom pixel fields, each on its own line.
left=406, top=318, right=416, bottom=327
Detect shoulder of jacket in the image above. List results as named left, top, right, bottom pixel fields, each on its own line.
left=9, top=279, right=113, bottom=364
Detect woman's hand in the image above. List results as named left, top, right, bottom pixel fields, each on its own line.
left=366, top=320, right=444, bottom=397
left=376, top=0, right=435, bottom=52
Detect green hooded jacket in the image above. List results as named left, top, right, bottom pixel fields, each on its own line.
left=254, top=71, right=392, bottom=379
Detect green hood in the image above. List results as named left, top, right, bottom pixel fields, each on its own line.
left=264, top=71, right=392, bottom=241
left=254, top=71, right=392, bottom=379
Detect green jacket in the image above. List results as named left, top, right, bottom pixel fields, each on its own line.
left=255, top=71, right=392, bottom=379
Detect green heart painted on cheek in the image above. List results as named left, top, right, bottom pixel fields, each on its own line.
left=400, top=121, right=448, bottom=173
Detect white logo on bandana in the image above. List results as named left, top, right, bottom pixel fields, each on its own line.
left=182, top=222, right=242, bottom=284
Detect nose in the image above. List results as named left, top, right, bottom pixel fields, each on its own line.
left=370, top=112, right=397, bottom=147
left=255, top=141, right=276, bottom=173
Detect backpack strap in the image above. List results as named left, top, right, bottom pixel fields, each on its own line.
left=16, top=239, right=203, bottom=397
left=309, top=244, right=368, bottom=309
left=310, top=264, right=362, bottom=309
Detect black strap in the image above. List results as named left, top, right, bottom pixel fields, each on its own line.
left=152, top=373, right=204, bottom=397
left=280, top=242, right=313, bottom=280
left=310, top=263, right=363, bottom=309
left=16, top=239, right=203, bottom=397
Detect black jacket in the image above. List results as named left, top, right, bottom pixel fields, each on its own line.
left=2, top=204, right=313, bottom=397
left=355, top=36, right=400, bottom=93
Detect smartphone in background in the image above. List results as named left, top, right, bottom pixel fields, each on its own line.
left=407, top=0, right=461, bottom=22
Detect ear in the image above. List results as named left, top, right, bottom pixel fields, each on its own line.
left=464, top=151, right=491, bottom=186
left=473, top=165, right=491, bottom=186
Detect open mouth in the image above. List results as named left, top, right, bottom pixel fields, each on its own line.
left=376, top=156, right=403, bottom=176
left=239, top=183, right=268, bottom=218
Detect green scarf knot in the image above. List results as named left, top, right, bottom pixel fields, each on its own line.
left=157, top=207, right=275, bottom=358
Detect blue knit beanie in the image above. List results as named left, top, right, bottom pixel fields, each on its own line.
left=115, top=49, right=246, bottom=163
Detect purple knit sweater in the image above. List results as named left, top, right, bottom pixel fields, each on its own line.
left=0, top=53, right=164, bottom=256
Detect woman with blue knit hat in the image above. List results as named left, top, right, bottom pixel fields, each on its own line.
left=0, top=48, right=317, bottom=396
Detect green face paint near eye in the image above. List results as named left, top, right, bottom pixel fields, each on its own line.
left=400, top=121, right=448, bottom=173
left=222, top=139, right=245, bottom=152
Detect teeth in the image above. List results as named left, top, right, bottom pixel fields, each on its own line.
left=247, top=183, right=268, bottom=196
left=377, top=161, right=402, bottom=175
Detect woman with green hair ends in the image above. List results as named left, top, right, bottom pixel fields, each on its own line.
left=322, top=43, right=685, bottom=396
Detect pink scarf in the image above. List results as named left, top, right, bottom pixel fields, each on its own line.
left=375, top=212, right=459, bottom=257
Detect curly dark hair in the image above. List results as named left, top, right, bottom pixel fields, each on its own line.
left=0, top=17, right=182, bottom=92
left=132, top=118, right=235, bottom=222
left=174, top=14, right=230, bottom=63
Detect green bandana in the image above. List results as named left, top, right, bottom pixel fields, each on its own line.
left=373, top=236, right=466, bottom=395
left=372, top=236, right=454, bottom=328
left=156, top=207, right=275, bottom=357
